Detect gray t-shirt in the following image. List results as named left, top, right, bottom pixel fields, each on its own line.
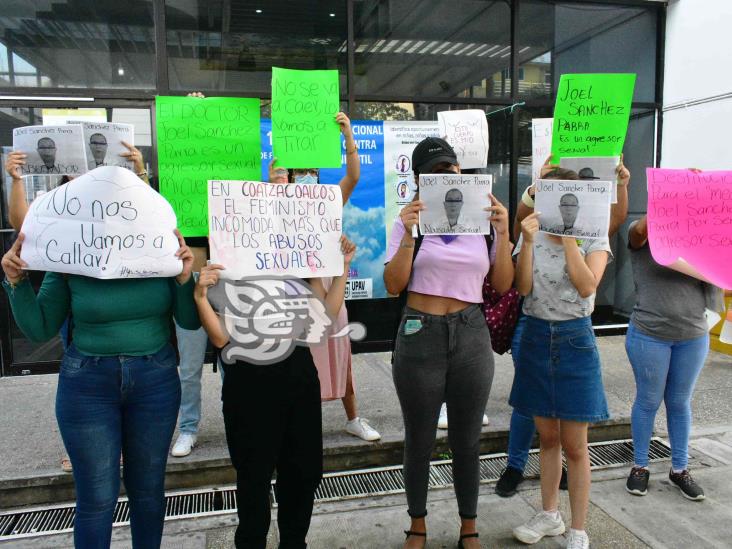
left=629, top=230, right=707, bottom=340
left=518, top=232, right=612, bottom=321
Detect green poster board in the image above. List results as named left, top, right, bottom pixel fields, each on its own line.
left=156, top=96, right=261, bottom=237
left=271, top=67, right=341, bottom=168
left=551, top=73, right=636, bottom=160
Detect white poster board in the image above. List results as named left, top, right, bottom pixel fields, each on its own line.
left=73, top=122, right=135, bottom=171
left=532, top=118, right=553, bottom=184
left=437, top=109, right=489, bottom=169
left=20, top=166, right=182, bottom=278
left=535, top=178, right=612, bottom=239
left=208, top=180, right=344, bottom=279
left=418, top=173, right=493, bottom=235
left=560, top=156, right=620, bottom=203
left=12, top=125, right=88, bottom=176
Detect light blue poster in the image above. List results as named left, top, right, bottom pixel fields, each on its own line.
left=259, top=119, right=387, bottom=299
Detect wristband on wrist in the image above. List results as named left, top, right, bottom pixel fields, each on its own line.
left=521, top=187, right=535, bottom=208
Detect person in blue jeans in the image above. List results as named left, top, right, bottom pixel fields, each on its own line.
left=624, top=214, right=723, bottom=501
left=2, top=228, right=199, bottom=549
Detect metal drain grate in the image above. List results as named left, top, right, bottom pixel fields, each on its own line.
left=0, top=438, right=670, bottom=540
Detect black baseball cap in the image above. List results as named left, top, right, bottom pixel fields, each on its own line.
left=412, top=137, right=458, bottom=174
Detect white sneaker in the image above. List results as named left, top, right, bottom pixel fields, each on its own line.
left=171, top=433, right=197, bottom=457
left=513, top=510, right=566, bottom=544
left=438, top=403, right=449, bottom=429
left=437, top=404, right=489, bottom=429
left=566, top=529, right=590, bottom=549
left=346, top=417, right=381, bottom=442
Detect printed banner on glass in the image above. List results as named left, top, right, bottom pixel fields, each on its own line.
left=551, top=73, right=635, bottom=160
left=418, top=173, right=493, bottom=235
left=42, top=108, right=106, bottom=125
left=12, top=125, right=88, bottom=176
left=208, top=180, right=344, bottom=279
left=437, top=109, right=489, bottom=169
left=560, top=156, right=620, bottom=203
left=19, top=166, right=182, bottom=278
left=646, top=168, right=732, bottom=289
left=535, top=178, right=612, bottom=239
left=156, top=95, right=261, bottom=237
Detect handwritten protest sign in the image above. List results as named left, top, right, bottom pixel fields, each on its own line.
left=551, top=73, right=635, bottom=160
left=72, top=122, right=135, bottom=172
left=271, top=67, right=341, bottom=168
left=535, top=178, right=612, bottom=239
left=12, top=125, right=87, bottom=176
left=156, top=96, right=261, bottom=237
left=418, top=173, right=493, bottom=235
left=560, top=156, right=620, bottom=203
left=437, top=110, right=489, bottom=169
left=208, top=180, right=344, bottom=279
left=646, top=168, right=732, bottom=289
left=532, top=118, right=553, bottom=184
left=20, top=166, right=182, bottom=279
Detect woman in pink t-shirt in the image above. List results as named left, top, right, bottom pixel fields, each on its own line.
left=384, top=137, right=514, bottom=549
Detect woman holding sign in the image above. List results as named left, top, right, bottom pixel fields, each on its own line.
left=509, top=168, right=611, bottom=549
left=383, top=137, right=514, bottom=549
left=624, top=215, right=721, bottom=501
left=195, top=235, right=356, bottom=549
left=1, top=230, right=199, bottom=548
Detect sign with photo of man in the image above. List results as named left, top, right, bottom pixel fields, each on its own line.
left=535, top=178, right=612, bottom=239
left=12, top=125, right=88, bottom=176
left=72, top=122, right=135, bottom=171
left=418, top=173, right=493, bottom=235
left=560, top=156, right=620, bottom=203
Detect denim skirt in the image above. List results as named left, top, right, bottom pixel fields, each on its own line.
left=509, top=315, right=609, bottom=423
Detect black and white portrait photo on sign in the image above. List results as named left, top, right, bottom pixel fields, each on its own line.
left=418, top=173, right=493, bottom=235
left=535, top=178, right=612, bottom=239
left=12, top=125, right=88, bottom=176
left=559, top=156, right=620, bottom=203
left=73, top=122, right=135, bottom=171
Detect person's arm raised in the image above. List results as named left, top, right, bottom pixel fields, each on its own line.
left=485, top=193, right=514, bottom=295
left=336, top=112, right=360, bottom=205
left=515, top=212, right=539, bottom=296
left=628, top=215, right=648, bottom=250
left=309, top=235, right=356, bottom=318
left=5, top=152, right=29, bottom=230
left=194, top=264, right=230, bottom=348
left=383, top=201, right=423, bottom=295
left=609, top=154, right=630, bottom=237
left=563, top=238, right=609, bottom=298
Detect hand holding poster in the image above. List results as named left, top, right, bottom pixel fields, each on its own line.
left=156, top=95, right=261, bottom=237
left=535, top=178, right=612, bottom=239
left=552, top=73, right=635, bottom=160
left=646, top=168, right=732, bottom=289
left=271, top=67, right=341, bottom=168
left=437, top=110, right=489, bottom=169
left=12, top=125, right=88, bottom=176
left=74, top=122, right=135, bottom=171
left=208, top=180, right=344, bottom=279
left=20, top=166, right=182, bottom=278
left=418, top=173, right=493, bottom=235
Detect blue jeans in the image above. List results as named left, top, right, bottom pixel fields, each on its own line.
left=507, top=314, right=536, bottom=472
left=56, top=343, right=181, bottom=549
left=625, top=323, right=709, bottom=470
left=175, top=322, right=209, bottom=435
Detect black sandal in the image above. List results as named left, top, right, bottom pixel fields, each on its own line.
left=404, top=530, right=427, bottom=543
left=457, top=532, right=479, bottom=549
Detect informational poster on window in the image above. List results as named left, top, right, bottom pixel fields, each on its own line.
left=271, top=67, right=341, bottom=168
left=532, top=118, right=553, bottom=184
left=437, top=109, right=489, bottom=169
left=560, top=156, right=620, bottom=203
left=646, top=168, right=732, bottom=289
left=208, top=180, right=344, bottom=279
left=42, top=108, right=106, bottom=126
left=12, top=125, right=88, bottom=176
left=535, top=178, right=612, bottom=239
left=418, top=174, right=493, bottom=235
left=19, top=166, right=182, bottom=278
left=551, top=73, right=636, bottom=160
left=156, top=95, right=261, bottom=237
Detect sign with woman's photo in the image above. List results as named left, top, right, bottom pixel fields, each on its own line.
left=535, top=178, right=612, bottom=239
left=12, top=125, right=88, bottom=176
left=417, top=173, right=493, bottom=235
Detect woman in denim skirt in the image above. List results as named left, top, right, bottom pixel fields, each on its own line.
left=509, top=168, right=612, bottom=549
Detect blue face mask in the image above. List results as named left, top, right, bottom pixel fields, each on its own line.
left=294, top=174, right=318, bottom=185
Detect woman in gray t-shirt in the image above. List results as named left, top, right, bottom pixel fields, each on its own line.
left=624, top=215, right=714, bottom=502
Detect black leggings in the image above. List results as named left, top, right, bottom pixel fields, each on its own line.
left=222, top=346, right=323, bottom=549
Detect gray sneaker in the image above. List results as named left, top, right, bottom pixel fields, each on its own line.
left=669, top=469, right=705, bottom=501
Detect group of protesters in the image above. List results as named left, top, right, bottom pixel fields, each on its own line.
left=1, top=97, right=722, bottom=549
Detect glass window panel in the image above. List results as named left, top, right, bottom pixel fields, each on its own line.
left=165, top=1, right=348, bottom=94
left=518, top=2, right=657, bottom=102
left=0, top=1, right=156, bottom=89
left=353, top=0, right=511, bottom=99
